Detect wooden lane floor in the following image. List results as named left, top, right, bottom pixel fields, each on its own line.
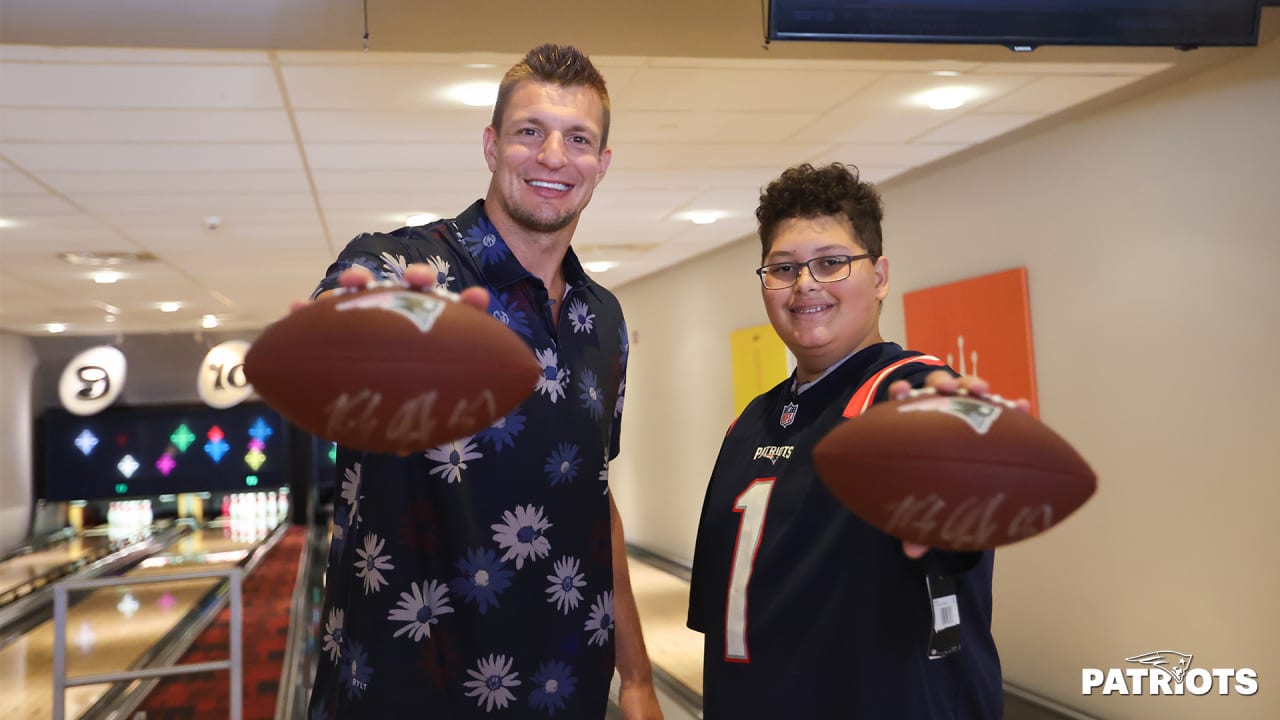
left=0, top=519, right=279, bottom=720
left=0, top=532, right=117, bottom=602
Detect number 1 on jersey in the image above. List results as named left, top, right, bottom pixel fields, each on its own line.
left=725, top=479, right=774, bottom=662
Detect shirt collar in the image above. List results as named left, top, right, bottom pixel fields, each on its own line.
left=455, top=200, right=594, bottom=292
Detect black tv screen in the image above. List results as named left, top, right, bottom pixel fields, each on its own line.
left=38, top=401, right=292, bottom=501
left=768, top=1, right=1262, bottom=49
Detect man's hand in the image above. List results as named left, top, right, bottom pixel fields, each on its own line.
left=887, top=369, right=1031, bottom=559
left=618, top=680, right=664, bottom=720
left=296, top=263, right=490, bottom=312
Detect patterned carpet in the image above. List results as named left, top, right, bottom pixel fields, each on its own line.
left=135, top=524, right=305, bottom=719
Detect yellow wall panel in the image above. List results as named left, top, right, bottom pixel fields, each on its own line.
left=729, top=324, right=790, bottom=417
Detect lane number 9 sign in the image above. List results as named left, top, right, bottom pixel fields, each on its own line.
left=59, top=345, right=128, bottom=416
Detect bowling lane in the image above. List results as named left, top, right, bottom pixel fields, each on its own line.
left=0, top=515, right=283, bottom=720
left=0, top=533, right=118, bottom=604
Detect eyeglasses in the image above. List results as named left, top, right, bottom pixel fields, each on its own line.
left=755, top=253, right=874, bottom=290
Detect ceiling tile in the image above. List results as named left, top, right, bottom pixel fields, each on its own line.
left=294, top=109, right=490, bottom=143
left=0, top=143, right=305, bottom=172
left=39, top=171, right=311, bottom=195
left=303, top=143, right=479, bottom=170
left=614, top=66, right=881, bottom=112
left=0, top=109, right=295, bottom=143
left=0, top=62, right=282, bottom=108
left=281, top=63, right=505, bottom=110
left=612, top=110, right=817, bottom=144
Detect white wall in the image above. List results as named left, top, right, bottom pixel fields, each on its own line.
left=0, top=332, right=38, bottom=552
left=611, top=29, right=1279, bottom=719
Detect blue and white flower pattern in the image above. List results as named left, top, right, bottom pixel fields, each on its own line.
left=491, top=504, right=553, bottom=570
left=528, top=660, right=577, bottom=716
left=478, top=410, right=526, bottom=453
left=577, top=369, right=604, bottom=420
left=462, top=217, right=510, bottom=267
left=534, top=348, right=570, bottom=403
left=355, top=532, right=393, bottom=595
left=543, top=443, right=582, bottom=486
left=322, top=607, right=344, bottom=663
left=425, top=437, right=483, bottom=484
left=462, top=654, right=521, bottom=712
left=379, top=251, right=408, bottom=279
left=449, top=547, right=515, bottom=614
left=545, top=556, right=587, bottom=614
left=340, top=463, right=363, bottom=527
left=490, top=292, right=533, bottom=339
left=339, top=640, right=373, bottom=699
left=388, top=579, right=454, bottom=641
left=584, top=591, right=614, bottom=647
left=567, top=298, right=594, bottom=334
left=426, top=255, right=455, bottom=290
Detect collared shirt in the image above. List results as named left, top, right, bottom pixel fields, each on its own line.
left=308, top=200, right=628, bottom=718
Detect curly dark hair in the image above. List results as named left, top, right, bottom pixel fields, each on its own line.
left=491, top=43, right=612, bottom=148
left=756, top=163, right=884, bottom=259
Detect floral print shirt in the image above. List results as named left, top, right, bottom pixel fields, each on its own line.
left=307, top=201, right=628, bottom=718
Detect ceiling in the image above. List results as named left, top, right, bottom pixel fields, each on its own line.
left=1, top=1, right=1272, bottom=337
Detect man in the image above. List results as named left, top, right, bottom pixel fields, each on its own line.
left=307, top=44, right=662, bottom=719
left=688, top=163, right=1007, bottom=718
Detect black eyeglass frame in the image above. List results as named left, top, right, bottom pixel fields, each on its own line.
left=754, top=253, right=875, bottom=290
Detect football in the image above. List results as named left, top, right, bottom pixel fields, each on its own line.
left=812, top=390, right=1096, bottom=551
left=244, top=284, right=540, bottom=455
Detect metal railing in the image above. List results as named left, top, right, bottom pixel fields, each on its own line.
left=51, top=568, right=244, bottom=720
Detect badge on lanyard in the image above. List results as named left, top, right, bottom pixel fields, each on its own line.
left=926, top=574, right=963, bottom=659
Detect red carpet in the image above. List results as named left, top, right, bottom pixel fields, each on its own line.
left=137, top=524, right=305, bottom=719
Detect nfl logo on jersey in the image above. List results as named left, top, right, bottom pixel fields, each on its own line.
left=779, top=402, right=799, bottom=428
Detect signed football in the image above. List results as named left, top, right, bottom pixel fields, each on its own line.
left=812, top=390, right=1096, bottom=550
left=244, top=285, right=540, bottom=454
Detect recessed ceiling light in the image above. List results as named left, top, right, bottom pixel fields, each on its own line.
left=685, top=211, right=722, bottom=225
left=93, top=270, right=122, bottom=284
left=583, top=261, right=617, bottom=273
left=0, top=217, right=18, bottom=229
left=931, top=70, right=962, bottom=77
left=446, top=81, right=499, bottom=107
left=405, top=213, right=440, bottom=226
left=202, top=314, right=219, bottom=329
left=159, top=302, right=182, bottom=313
left=104, top=314, right=117, bottom=323
left=919, top=87, right=972, bottom=110
left=46, top=323, right=67, bottom=334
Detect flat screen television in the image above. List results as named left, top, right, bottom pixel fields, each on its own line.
left=38, top=401, right=293, bottom=502
left=767, top=1, right=1263, bottom=50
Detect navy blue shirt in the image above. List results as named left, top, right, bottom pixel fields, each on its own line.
left=688, top=342, right=1002, bottom=719
left=308, top=201, right=628, bottom=718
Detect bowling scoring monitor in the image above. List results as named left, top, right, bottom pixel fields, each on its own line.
left=38, top=401, right=291, bottom=502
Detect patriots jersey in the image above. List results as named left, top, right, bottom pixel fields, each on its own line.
left=688, top=342, right=1002, bottom=719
